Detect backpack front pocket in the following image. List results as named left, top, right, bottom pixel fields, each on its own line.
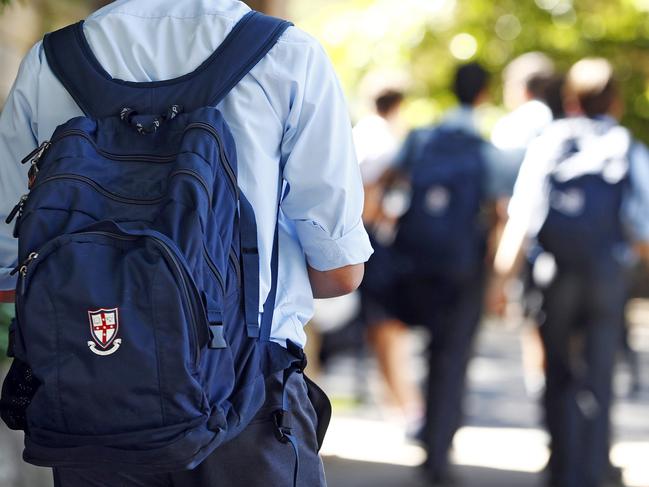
left=16, top=225, right=212, bottom=437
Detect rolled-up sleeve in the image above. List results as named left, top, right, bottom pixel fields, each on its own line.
left=279, top=39, right=373, bottom=271
left=624, top=142, right=649, bottom=242
left=0, top=45, right=40, bottom=291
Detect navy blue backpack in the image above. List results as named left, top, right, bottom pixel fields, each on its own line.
left=537, top=129, right=630, bottom=270
left=394, top=126, right=488, bottom=281
left=1, top=11, right=305, bottom=473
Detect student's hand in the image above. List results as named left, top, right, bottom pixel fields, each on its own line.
left=634, top=241, right=649, bottom=265
left=0, top=290, right=15, bottom=303
left=485, top=274, right=508, bottom=318
left=307, top=263, right=364, bottom=299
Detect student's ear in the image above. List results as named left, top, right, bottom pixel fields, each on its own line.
left=474, top=88, right=490, bottom=107
left=563, top=94, right=581, bottom=117
left=610, top=94, right=624, bottom=120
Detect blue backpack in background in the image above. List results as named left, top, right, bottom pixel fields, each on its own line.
left=394, top=126, right=488, bottom=281
left=537, top=120, right=631, bottom=271
left=1, top=11, right=301, bottom=473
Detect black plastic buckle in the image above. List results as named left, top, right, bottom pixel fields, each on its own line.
left=273, top=409, right=293, bottom=443
left=286, top=340, right=307, bottom=372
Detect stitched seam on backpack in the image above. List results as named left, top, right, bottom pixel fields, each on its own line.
left=44, top=286, right=71, bottom=432
left=150, top=259, right=167, bottom=426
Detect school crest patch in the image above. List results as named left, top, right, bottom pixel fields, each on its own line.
left=87, top=308, right=122, bottom=356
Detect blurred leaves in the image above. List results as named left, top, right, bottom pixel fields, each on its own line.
left=292, top=0, right=649, bottom=141
left=0, top=305, right=11, bottom=363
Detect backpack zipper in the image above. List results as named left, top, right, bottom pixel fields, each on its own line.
left=30, top=174, right=165, bottom=205
left=22, top=123, right=234, bottom=202
left=203, top=243, right=226, bottom=296
left=5, top=194, right=28, bottom=225
left=12, top=169, right=212, bottom=240
left=185, top=122, right=238, bottom=198
left=229, top=247, right=242, bottom=290
left=22, top=130, right=176, bottom=167
left=26, top=170, right=211, bottom=207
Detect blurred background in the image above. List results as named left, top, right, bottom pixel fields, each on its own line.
left=1, top=1, right=648, bottom=486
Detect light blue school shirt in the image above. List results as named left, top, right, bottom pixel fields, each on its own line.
left=0, top=0, right=373, bottom=348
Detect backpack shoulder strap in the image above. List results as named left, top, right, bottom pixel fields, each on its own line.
left=43, top=11, right=292, bottom=118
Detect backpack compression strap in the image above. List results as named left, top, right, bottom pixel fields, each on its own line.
left=42, top=11, right=292, bottom=118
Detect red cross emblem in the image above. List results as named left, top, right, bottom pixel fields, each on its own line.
left=88, top=308, right=119, bottom=350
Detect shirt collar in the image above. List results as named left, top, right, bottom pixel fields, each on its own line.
left=440, top=105, right=480, bottom=136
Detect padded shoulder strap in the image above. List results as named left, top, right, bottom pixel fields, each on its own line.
left=43, top=11, right=292, bottom=118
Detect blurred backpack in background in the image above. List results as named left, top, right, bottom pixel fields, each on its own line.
left=537, top=119, right=631, bottom=272
left=394, top=126, right=489, bottom=282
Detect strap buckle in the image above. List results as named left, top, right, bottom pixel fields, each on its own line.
left=286, top=340, right=307, bottom=371
left=272, top=409, right=293, bottom=443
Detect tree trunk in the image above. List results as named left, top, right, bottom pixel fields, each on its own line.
left=243, top=0, right=287, bottom=17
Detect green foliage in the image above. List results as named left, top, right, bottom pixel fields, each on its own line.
left=292, top=0, right=649, bottom=141
left=0, top=304, right=13, bottom=362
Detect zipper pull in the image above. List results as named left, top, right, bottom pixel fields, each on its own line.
left=19, top=265, right=27, bottom=295
left=10, top=251, right=39, bottom=277
left=28, top=163, right=39, bottom=188
left=5, top=194, right=28, bottom=224
left=17, top=252, right=39, bottom=295
left=21, top=140, right=50, bottom=165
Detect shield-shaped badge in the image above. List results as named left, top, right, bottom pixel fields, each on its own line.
left=88, top=308, right=120, bottom=350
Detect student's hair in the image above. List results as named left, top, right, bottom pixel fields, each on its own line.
left=565, top=58, right=617, bottom=117
left=526, top=74, right=553, bottom=100
left=375, top=89, right=404, bottom=116
left=503, top=52, right=555, bottom=100
left=453, top=62, right=489, bottom=106
left=543, top=74, right=566, bottom=119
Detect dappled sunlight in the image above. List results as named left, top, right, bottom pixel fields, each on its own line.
left=611, top=442, right=649, bottom=487
left=323, top=415, right=649, bottom=486
left=321, top=416, right=426, bottom=466
left=452, top=426, right=548, bottom=473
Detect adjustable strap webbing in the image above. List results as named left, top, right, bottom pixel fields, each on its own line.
left=43, top=11, right=293, bottom=118
left=272, top=342, right=308, bottom=486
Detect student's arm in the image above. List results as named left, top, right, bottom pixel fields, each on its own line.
left=279, top=36, right=373, bottom=298
left=0, top=44, right=40, bottom=297
left=624, top=142, right=649, bottom=264
left=307, top=264, right=364, bottom=299
left=482, top=142, right=521, bottom=266
left=634, top=242, right=649, bottom=263
left=487, top=136, right=552, bottom=314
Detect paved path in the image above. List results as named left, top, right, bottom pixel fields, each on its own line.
left=319, top=305, right=649, bottom=487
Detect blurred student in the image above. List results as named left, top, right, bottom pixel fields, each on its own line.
left=491, top=52, right=556, bottom=153
left=395, top=63, right=515, bottom=484
left=353, top=88, right=423, bottom=424
left=490, top=52, right=560, bottom=397
left=494, top=58, right=649, bottom=487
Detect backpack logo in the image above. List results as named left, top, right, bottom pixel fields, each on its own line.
left=425, top=186, right=451, bottom=215
left=550, top=188, right=585, bottom=217
left=87, top=308, right=122, bottom=356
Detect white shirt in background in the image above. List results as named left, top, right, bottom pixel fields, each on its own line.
left=353, top=114, right=400, bottom=185
left=491, top=99, right=553, bottom=151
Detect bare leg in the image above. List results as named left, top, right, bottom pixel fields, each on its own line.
left=367, top=319, right=422, bottom=418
